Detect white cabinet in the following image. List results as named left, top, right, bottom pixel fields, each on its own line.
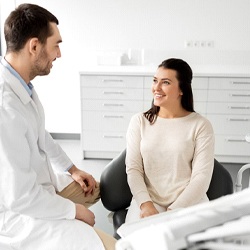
left=207, top=77, right=250, bottom=163
left=80, top=71, right=250, bottom=163
left=80, top=74, right=143, bottom=158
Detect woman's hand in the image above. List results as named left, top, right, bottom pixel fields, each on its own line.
left=68, top=165, right=97, bottom=196
left=140, top=201, right=159, bottom=218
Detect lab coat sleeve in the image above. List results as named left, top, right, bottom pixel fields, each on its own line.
left=0, top=108, right=75, bottom=220
left=44, top=130, right=73, bottom=172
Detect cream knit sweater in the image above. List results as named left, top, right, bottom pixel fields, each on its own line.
left=126, top=112, right=215, bottom=210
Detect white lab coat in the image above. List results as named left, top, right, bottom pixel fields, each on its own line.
left=0, top=61, right=104, bottom=250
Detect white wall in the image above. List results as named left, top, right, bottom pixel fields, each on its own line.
left=1, top=0, right=250, bottom=133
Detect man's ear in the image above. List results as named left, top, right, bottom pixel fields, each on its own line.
left=28, top=38, right=40, bottom=55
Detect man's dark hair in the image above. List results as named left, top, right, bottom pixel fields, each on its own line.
left=4, top=3, right=59, bottom=52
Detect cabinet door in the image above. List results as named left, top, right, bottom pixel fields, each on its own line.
left=81, top=111, right=135, bottom=131
left=81, top=99, right=143, bottom=112
left=81, top=87, right=143, bottom=101
left=207, top=114, right=250, bottom=135
left=207, top=102, right=250, bottom=115
left=208, top=90, right=250, bottom=102
left=81, top=75, right=143, bottom=88
left=214, top=135, right=250, bottom=157
left=82, top=131, right=126, bottom=159
left=209, top=78, right=250, bottom=90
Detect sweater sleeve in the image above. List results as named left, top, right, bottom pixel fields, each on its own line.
left=126, top=113, right=152, bottom=207
left=169, top=117, right=215, bottom=210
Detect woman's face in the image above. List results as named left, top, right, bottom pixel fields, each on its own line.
left=151, top=67, right=183, bottom=108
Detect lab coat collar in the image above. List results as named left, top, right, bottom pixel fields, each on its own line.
left=0, top=63, right=45, bottom=149
left=0, top=62, right=32, bottom=105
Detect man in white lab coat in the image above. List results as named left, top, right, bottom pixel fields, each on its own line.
left=0, top=3, right=116, bottom=250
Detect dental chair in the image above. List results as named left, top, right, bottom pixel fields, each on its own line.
left=100, top=149, right=234, bottom=239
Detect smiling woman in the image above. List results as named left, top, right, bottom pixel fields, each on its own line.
left=152, top=68, right=188, bottom=119
left=125, top=58, right=215, bottom=223
left=145, top=58, right=194, bottom=123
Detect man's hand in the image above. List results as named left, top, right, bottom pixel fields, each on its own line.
left=75, top=204, right=95, bottom=226
left=68, top=165, right=97, bottom=196
left=140, top=201, right=159, bottom=218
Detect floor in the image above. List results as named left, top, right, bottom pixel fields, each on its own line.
left=56, top=139, right=114, bottom=235
left=56, top=139, right=250, bottom=236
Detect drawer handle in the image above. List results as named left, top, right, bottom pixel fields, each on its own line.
left=232, top=81, right=250, bottom=85
left=246, top=134, right=250, bottom=142
left=102, top=79, right=124, bottom=83
left=228, top=118, right=250, bottom=121
left=103, top=115, right=124, bottom=118
left=103, top=135, right=124, bottom=139
left=103, top=91, right=124, bottom=95
left=231, top=94, right=250, bottom=97
left=103, top=103, right=124, bottom=107
left=226, top=138, right=246, bottom=142
left=228, top=106, right=250, bottom=109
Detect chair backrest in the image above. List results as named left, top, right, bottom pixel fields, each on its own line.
left=100, top=149, right=234, bottom=212
left=100, top=149, right=132, bottom=212
left=207, top=159, right=233, bottom=200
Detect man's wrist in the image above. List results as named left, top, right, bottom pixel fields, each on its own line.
left=68, top=165, right=77, bottom=175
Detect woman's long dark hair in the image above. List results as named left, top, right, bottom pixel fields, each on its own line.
left=144, top=58, right=195, bottom=124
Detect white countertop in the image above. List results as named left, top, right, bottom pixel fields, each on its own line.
left=80, top=64, right=250, bottom=77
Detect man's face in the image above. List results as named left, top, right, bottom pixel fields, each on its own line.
left=32, top=22, right=62, bottom=77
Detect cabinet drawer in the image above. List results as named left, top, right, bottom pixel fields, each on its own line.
left=144, top=76, right=208, bottom=89
left=81, top=87, right=143, bottom=100
left=215, top=135, right=250, bottom=156
left=82, top=131, right=126, bottom=152
left=207, top=114, right=250, bottom=135
left=80, top=75, right=143, bottom=88
left=209, top=78, right=250, bottom=90
left=81, top=99, right=143, bottom=112
left=81, top=111, right=133, bottom=131
left=208, top=90, right=250, bottom=102
left=207, top=102, right=250, bottom=115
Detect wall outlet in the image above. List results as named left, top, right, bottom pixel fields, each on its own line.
left=185, top=40, right=214, bottom=48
